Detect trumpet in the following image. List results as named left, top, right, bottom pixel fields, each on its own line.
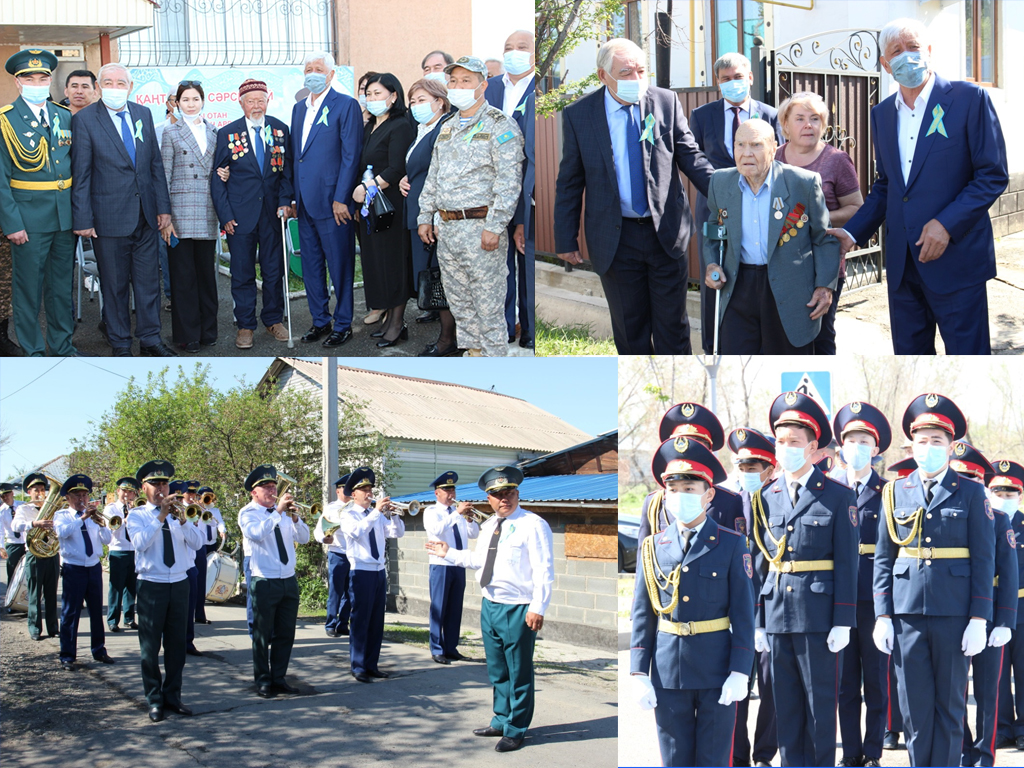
left=105, top=508, right=124, bottom=531
left=200, top=491, right=217, bottom=506
left=160, top=493, right=203, bottom=523
left=285, top=500, right=322, bottom=523
left=133, top=497, right=147, bottom=508
left=463, top=507, right=493, bottom=525
left=371, top=498, right=420, bottom=518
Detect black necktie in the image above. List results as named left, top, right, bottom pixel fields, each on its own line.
left=39, top=108, right=49, bottom=130
left=791, top=482, right=801, bottom=507
left=366, top=510, right=380, bottom=560
left=730, top=106, right=741, bottom=154
left=124, top=504, right=132, bottom=542
left=854, top=482, right=862, bottom=498
left=80, top=515, right=93, bottom=557
left=162, top=518, right=175, bottom=567
left=681, top=528, right=695, bottom=554
left=479, top=517, right=506, bottom=588
left=451, top=507, right=464, bottom=550
left=924, top=480, right=935, bottom=506
left=271, top=509, right=289, bottom=564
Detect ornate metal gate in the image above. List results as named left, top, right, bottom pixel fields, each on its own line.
left=772, top=29, right=883, bottom=290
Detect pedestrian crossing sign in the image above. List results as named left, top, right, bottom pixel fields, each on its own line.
left=780, top=371, right=832, bottom=420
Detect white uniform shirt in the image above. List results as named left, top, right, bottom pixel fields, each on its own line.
left=11, top=501, right=41, bottom=535
left=187, top=519, right=219, bottom=566
left=105, top=501, right=136, bottom=552
left=339, top=502, right=405, bottom=571
left=424, top=502, right=479, bottom=567
left=127, top=503, right=206, bottom=583
left=444, top=506, right=554, bottom=616
left=206, top=505, right=226, bottom=536
left=314, top=499, right=348, bottom=555
left=895, top=72, right=936, bottom=185
left=238, top=501, right=310, bottom=579
left=1, top=501, right=24, bottom=546
left=54, top=508, right=112, bottom=567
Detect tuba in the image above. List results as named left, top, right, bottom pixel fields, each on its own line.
left=26, top=474, right=63, bottom=559
left=275, top=471, right=321, bottom=522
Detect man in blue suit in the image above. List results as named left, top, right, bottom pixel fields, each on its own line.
left=71, top=63, right=175, bottom=357
left=872, top=394, right=995, bottom=767
left=630, top=437, right=755, bottom=768
left=485, top=30, right=534, bottom=350
left=289, top=51, right=363, bottom=347
left=689, top=53, right=783, bottom=354
left=210, top=79, right=292, bottom=350
left=831, top=19, right=1008, bottom=354
left=554, top=38, right=714, bottom=355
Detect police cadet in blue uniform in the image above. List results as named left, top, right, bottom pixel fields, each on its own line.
left=832, top=401, right=891, bottom=768
left=727, top=427, right=779, bottom=768
left=637, top=402, right=744, bottom=543
left=630, top=436, right=755, bottom=768
left=989, top=460, right=1024, bottom=751
left=750, top=391, right=858, bottom=768
left=873, top=394, right=996, bottom=768
left=951, top=443, right=1017, bottom=768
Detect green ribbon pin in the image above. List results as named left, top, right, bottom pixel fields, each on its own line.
left=514, top=102, right=527, bottom=116
left=133, top=119, right=144, bottom=142
left=317, top=106, right=330, bottom=126
left=464, top=121, right=485, bottom=143
left=639, top=113, right=655, bottom=144
left=261, top=125, right=273, bottom=145
left=53, top=114, right=61, bottom=136
left=926, top=104, right=948, bottom=138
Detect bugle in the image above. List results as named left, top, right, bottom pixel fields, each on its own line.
left=463, top=507, right=493, bottom=525
left=371, top=497, right=419, bottom=518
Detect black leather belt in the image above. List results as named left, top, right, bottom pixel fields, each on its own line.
left=623, top=216, right=653, bottom=225
left=738, top=263, right=767, bottom=271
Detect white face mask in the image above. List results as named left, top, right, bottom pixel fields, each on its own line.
left=448, top=85, right=481, bottom=111
left=101, top=88, right=130, bottom=111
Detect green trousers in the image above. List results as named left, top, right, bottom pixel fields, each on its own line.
left=5, top=541, right=25, bottom=583
left=25, top=552, right=59, bottom=638
left=137, top=578, right=189, bottom=707
left=10, top=229, right=75, bottom=356
left=481, top=599, right=537, bottom=739
left=251, top=575, right=299, bottom=686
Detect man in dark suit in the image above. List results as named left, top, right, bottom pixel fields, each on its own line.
left=289, top=51, right=364, bottom=347
left=554, top=38, right=714, bottom=355
left=830, top=18, right=1008, bottom=354
left=485, top=29, right=535, bottom=350
left=689, top=52, right=783, bottom=354
left=71, top=63, right=175, bottom=356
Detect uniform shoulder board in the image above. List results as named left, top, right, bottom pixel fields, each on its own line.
left=714, top=485, right=739, bottom=497
left=824, top=475, right=850, bottom=488
left=718, top=526, right=742, bottom=537
left=487, top=105, right=507, bottom=121
left=54, top=102, right=70, bottom=111
left=0, top=104, right=12, bottom=115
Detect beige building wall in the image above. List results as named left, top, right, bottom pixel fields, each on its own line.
left=0, top=40, right=110, bottom=105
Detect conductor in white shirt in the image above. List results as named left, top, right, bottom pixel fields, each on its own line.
left=426, top=465, right=554, bottom=753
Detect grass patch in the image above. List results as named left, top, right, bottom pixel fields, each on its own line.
left=536, top=319, right=617, bottom=356
left=619, top=484, right=651, bottom=519
left=382, top=622, right=431, bottom=646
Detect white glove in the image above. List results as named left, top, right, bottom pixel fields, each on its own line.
left=873, top=617, right=894, bottom=655
left=633, top=674, right=658, bottom=710
left=718, top=670, right=750, bottom=706
left=754, top=628, right=771, bottom=654
left=989, top=625, right=1013, bottom=648
left=962, top=618, right=988, bottom=656
left=827, top=625, right=851, bottom=653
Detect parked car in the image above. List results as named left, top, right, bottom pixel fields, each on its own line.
left=618, top=514, right=639, bottom=573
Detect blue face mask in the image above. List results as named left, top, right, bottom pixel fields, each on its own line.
left=740, top=471, right=764, bottom=494
left=992, top=495, right=1020, bottom=515
left=913, top=443, right=948, bottom=475
left=775, top=445, right=808, bottom=474
left=425, top=72, right=448, bottom=84
left=503, top=50, right=533, bottom=76
left=304, top=72, right=328, bottom=94
left=666, top=490, right=704, bottom=524
left=410, top=101, right=438, bottom=124
left=841, top=442, right=872, bottom=472
left=21, top=84, right=51, bottom=104
left=614, top=78, right=645, bottom=104
left=358, top=94, right=367, bottom=110
left=887, top=50, right=929, bottom=89
left=365, top=98, right=389, bottom=117
left=719, top=78, right=750, bottom=104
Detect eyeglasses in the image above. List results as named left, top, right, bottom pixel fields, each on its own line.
left=178, top=80, right=202, bottom=88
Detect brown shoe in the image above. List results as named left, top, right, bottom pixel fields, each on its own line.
left=235, top=329, right=254, bottom=349
left=266, top=323, right=289, bottom=342
left=363, top=309, right=387, bottom=325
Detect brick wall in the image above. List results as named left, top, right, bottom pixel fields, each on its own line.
left=990, top=171, right=1024, bottom=239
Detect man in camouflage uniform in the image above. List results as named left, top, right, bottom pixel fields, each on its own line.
left=0, top=49, right=75, bottom=356
left=417, top=55, right=523, bottom=357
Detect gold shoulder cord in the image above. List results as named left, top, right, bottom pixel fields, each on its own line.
left=882, top=480, right=925, bottom=566
left=750, top=487, right=786, bottom=587
left=0, top=114, right=49, bottom=173
left=641, top=532, right=681, bottom=615
left=647, top=489, right=665, bottom=535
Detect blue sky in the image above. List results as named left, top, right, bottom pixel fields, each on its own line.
left=0, top=356, right=617, bottom=480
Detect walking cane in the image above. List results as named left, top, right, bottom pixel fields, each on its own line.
left=280, top=214, right=294, bottom=349
left=703, top=213, right=728, bottom=355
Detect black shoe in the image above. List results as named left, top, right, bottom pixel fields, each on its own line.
left=863, top=760, right=881, bottom=767
left=140, top=342, right=177, bottom=357
left=323, top=328, right=352, bottom=347
left=60, top=659, right=75, bottom=670
left=128, top=621, right=139, bottom=630
left=1017, top=736, right=1024, bottom=750
left=376, top=325, right=408, bottom=348
left=186, top=645, right=203, bottom=656
left=198, top=619, right=212, bottom=625
left=445, top=652, right=471, bottom=661
left=271, top=681, right=299, bottom=694
left=883, top=732, right=900, bottom=750
left=257, top=684, right=276, bottom=698
left=432, top=654, right=451, bottom=665
left=92, top=652, right=116, bottom=664
left=753, top=762, right=772, bottom=767
left=164, top=701, right=193, bottom=716
left=473, top=726, right=503, bottom=737
left=370, top=327, right=386, bottom=338
left=326, top=629, right=340, bottom=638
left=995, top=736, right=1016, bottom=749
left=179, top=341, right=200, bottom=353
left=112, top=347, right=132, bottom=357
left=149, top=706, right=165, bottom=722
left=519, top=336, right=534, bottom=349
left=352, top=671, right=370, bottom=683
left=507, top=334, right=516, bottom=344
left=366, top=669, right=389, bottom=678
left=108, top=625, right=122, bottom=633
left=416, top=311, right=439, bottom=324
left=495, top=736, right=524, bottom=753
left=838, top=758, right=863, bottom=767
left=200, top=338, right=217, bottom=347
left=301, top=323, right=332, bottom=343
left=339, top=628, right=350, bottom=636
left=418, top=341, right=459, bottom=357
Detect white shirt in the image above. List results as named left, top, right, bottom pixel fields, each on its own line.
left=500, top=72, right=532, bottom=117
left=675, top=515, right=707, bottom=545
left=339, top=501, right=405, bottom=571
left=918, top=465, right=949, bottom=499
left=722, top=97, right=752, bottom=159
left=444, top=506, right=554, bottom=615
left=204, top=505, right=226, bottom=535
left=126, top=503, right=206, bottom=583
left=302, top=88, right=330, bottom=151
left=184, top=115, right=208, bottom=155
left=314, top=499, right=348, bottom=554
left=54, top=508, right=111, bottom=567
left=1, top=502, right=24, bottom=545
left=238, top=501, right=310, bottom=579
left=846, top=469, right=872, bottom=495
left=105, top=501, right=136, bottom=552
left=11, top=501, right=41, bottom=535
left=186, top=518, right=218, bottom=566
left=424, top=502, right=479, bottom=566
left=895, top=72, right=936, bottom=185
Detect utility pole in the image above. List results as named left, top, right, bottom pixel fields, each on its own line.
left=323, top=357, right=338, bottom=503
left=697, top=355, right=722, bottom=414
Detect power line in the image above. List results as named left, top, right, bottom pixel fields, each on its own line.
left=78, top=360, right=133, bottom=381
left=0, top=358, right=66, bottom=401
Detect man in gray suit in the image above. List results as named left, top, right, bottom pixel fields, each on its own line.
left=554, top=38, right=714, bottom=355
left=71, top=63, right=175, bottom=357
left=704, top=120, right=839, bottom=353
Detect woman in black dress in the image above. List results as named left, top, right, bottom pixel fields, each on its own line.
left=352, top=73, right=416, bottom=347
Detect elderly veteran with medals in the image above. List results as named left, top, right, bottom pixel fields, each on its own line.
left=105, top=476, right=140, bottom=632
left=704, top=119, right=840, bottom=354
left=629, top=437, right=755, bottom=768
left=0, top=49, right=76, bottom=356
left=872, top=394, right=995, bottom=767
left=425, top=466, right=554, bottom=753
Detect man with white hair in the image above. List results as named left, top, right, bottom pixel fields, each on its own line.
left=554, top=38, right=714, bottom=355
left=289, top=50, right=364, bottom=348
left=71, top=62, right=175, bottom=356
left=829, top=18, right=1007, bottom=354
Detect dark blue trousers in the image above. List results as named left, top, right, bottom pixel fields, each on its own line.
left=503, top=223, right=534, bottom=341
left=185, top=566, right=198, bottom=645
left=244, top=555, right=253, bottom=638
left=770, top=631, right=840, bottom=767
left=963, top=627, right=1005, bottom=767
left=997, top=623, right=1024, bottom=740
left=428, top=564, right=466, bottom=656
left=894, top=614, right=971, bottom=768
left=654, top=686, right=738, bottom=767
left=735, top=647, right=779, bottom=764
left=298, top=207, right=355, bottom=331
left=59, top=562, right=105, bottom=662
left=226, top=214, right=284, bottom=331
left=325, top=551, right=351, bottom=634
left=839, top=601, right=888, bottom=761
left=349, top=568, right=386, bottom=675
left=888, top=651, right=904, bottom=735
left=194, top=543, right=208, bottom=622
left=106, top=551, right=136, bottom=628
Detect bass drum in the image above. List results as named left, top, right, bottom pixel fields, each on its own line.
left=206, top=551, right=239, bottom=603
left=4, top=557, right=29, bottom=613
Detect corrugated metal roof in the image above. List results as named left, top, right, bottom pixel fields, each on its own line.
left=391, top=473, right=618, bottom=503
left=266, top=358, right=595, bottom=453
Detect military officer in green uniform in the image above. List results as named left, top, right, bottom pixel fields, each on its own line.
left=0, top=49, right=75, bottom=356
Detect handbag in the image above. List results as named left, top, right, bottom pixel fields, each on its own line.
left=417, top=241, right=449, bottom=311
left=366, top=186, right=395, bottom=233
